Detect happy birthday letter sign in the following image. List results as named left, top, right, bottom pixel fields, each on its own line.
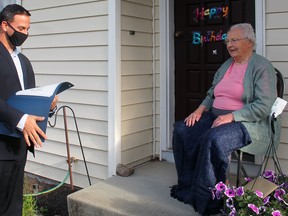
left=192, top=30, right=227, bottom=45
left=194, top=6, right=229, bottom=22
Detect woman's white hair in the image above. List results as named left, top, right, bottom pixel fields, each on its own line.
left=228, top=23, right=256, bottom=49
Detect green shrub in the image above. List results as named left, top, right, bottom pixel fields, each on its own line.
left=23, top=175, right=39, bottom=216
left=23, top=196, right=38, bottom=216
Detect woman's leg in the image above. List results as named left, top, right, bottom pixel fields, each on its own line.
left=171, top=112, right=216, bottom=202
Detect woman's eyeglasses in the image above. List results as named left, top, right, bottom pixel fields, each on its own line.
left=224, top=38, right=248, bottom=45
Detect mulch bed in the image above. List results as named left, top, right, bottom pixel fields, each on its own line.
left=24, top=172, right=82, bottom=216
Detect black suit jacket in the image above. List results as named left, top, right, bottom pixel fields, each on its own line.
left=0, top=42, right=35, bottom=160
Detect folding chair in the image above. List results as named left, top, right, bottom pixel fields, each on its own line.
left=235, top=67, right=285, bottom=187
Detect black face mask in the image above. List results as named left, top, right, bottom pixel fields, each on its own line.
left=6, top=22, right=28, bottom=46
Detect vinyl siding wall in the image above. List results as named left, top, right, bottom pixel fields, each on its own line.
left=22, top=0, right=159, bottom=187
left=265, top=0, right=288, bottom=173
left=121, top=0, right=158, bottom=166
left=23, top=0, right=109, bottom=187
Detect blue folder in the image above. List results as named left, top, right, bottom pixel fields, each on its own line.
left=0, top=82, right=74, bottom=141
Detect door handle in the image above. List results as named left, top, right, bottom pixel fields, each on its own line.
left=175, top=31, right=184, bottom=38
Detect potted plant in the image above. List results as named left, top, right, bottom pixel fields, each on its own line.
left=211, top=170, right=288, bottom=216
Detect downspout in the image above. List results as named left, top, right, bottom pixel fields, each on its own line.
left=152, top=0, right=157, bottom=158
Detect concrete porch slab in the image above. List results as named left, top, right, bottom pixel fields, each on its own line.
left=67, top=161, right=201, bottom=216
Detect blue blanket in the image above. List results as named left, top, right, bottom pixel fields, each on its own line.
left=171, top=111, right=251, bottom=215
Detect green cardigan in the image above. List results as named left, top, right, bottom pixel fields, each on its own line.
left=201, top=53, right=280, bottom=155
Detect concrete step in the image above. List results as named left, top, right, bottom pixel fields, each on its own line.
left=67, top=161, right=202, bottom=216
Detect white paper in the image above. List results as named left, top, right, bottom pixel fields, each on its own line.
left=16, top=83, right=60, bottom=97
left=271, top=97, right=287, bottom=118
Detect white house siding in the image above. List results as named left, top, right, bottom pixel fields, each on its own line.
left=265, top=0, right=288, bottom=174
left=121, top=0, right=157, bottom=166
left=22, top=0, right=109, bottom=187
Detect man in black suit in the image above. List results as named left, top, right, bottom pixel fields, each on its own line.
left=0, top=4, right=57, bottom=215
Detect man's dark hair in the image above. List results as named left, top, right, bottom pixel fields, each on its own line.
left=0, top=4, right=31, bottom=23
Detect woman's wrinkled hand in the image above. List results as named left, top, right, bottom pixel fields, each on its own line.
left=211, top=113, right=234, bottom=128
left=184, top=105, right=206, bottom=127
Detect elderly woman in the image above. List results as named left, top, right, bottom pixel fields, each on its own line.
left=171, top=23, right=280, bottom=215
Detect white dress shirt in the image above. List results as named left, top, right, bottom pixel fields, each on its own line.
left=10, top=48, right=28, bottom=131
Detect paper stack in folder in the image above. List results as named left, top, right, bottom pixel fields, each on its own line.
left=244, top=177, right=278, bottom=198
left=0, top=82, right=74, bottom=141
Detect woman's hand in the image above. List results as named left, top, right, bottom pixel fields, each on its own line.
left=184, top=105, right=206, bottom=127
left=211, top=113, right=234, bottom=128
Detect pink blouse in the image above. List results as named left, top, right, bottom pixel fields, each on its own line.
left=213, top=62, right=248, bottom=110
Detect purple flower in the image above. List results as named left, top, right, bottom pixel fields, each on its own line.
left=228, top=207, right=236, bottom=216
left=272, top=210, right=282, bottom=216
left=263, top=170, right=276, bottom=183
left=280, top=182, right=288, bottom=190
left=255, top=190, right=263, bottom=198
left=226, top=197, right=234, bottom=208
left=259, top=206, right=266, bottom=214
left=225, top=188, right=236, bottom=198
left=263, top=196, right=270, bottom=205
left=215, top=182, right=227, bottom=191
left=263, top=170, right=275, bottom=178
left=213, top=171, right=288, bottom=215
left=236, top=186, right=244, bottom=196
left=269, top=176, right=276, bottom=182
left=244, top=177, right=252, bottom=183
left=215, top=190, right=223, bottom=199
left=248, top=204, right=259, bottom=214
left=274, top=189, right=285, bottom=201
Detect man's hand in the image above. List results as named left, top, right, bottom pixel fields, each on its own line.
left=22, top=115, right=47, bottom=148
left=50, top=95, right=58, bottom=111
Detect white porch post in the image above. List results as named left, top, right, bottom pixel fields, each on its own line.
left=159, top=0, right=175, bottom=160
left=255, top=0, right=265, bottom=57
left=108, top=0, right=121, bottom=177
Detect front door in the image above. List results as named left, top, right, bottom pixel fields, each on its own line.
left=174, top=0, right=255, bottom=121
